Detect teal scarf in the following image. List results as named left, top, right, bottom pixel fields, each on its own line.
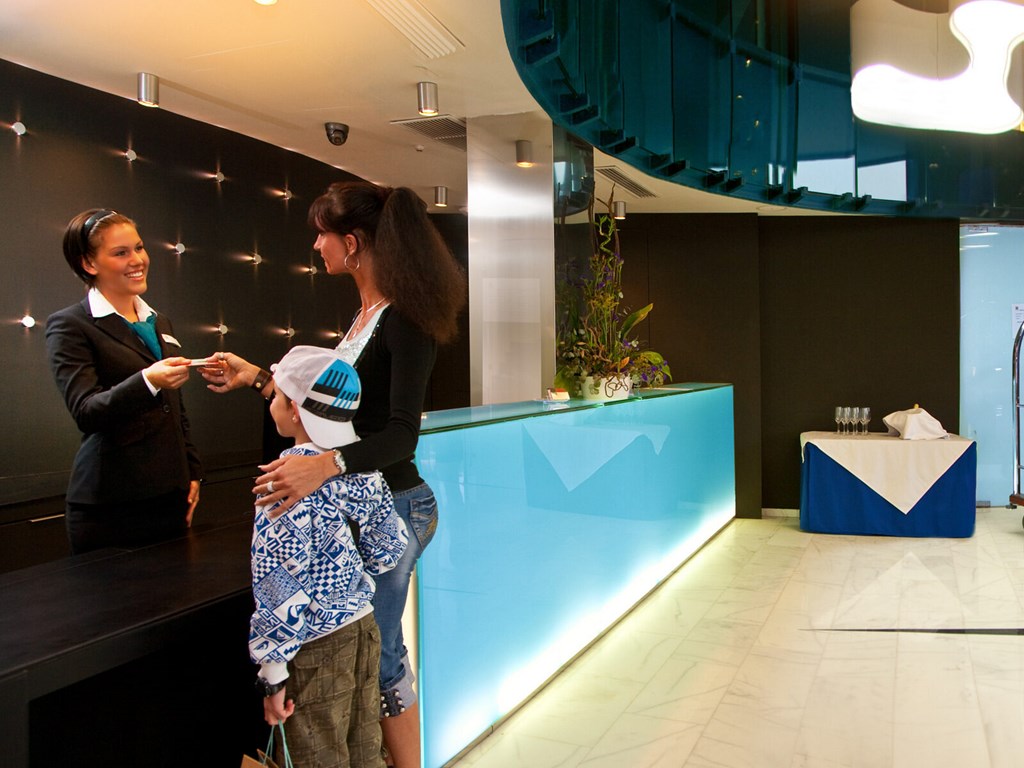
left=127, top=313, right=162, bottom=359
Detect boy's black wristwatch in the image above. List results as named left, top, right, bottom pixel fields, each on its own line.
left=256, top=677, right=287, bottom=697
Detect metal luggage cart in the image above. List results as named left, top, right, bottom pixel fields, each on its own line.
left=1011, top=321, right=1024, bottom=521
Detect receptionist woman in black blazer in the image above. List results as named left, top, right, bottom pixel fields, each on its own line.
left=46, top=209, right=203, bottom=554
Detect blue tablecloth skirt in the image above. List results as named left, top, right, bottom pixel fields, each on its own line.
left=800, top=442, right=976, bottom=537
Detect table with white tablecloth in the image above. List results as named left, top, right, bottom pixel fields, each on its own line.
left=799, top=431, right=976, bottom=537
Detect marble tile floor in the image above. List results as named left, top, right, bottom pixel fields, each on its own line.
left=450, top=507, right=1024, bottom=768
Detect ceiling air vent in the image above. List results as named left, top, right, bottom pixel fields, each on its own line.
left=391, top=115, right=466, bottom=151
left=364, top=0, right=465, bottom=59
left=595, top=166, right=657, bottom=198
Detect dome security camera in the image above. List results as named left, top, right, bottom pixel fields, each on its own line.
left=325, top=122, right=349, bottom=146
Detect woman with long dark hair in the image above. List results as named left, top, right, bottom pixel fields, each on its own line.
left=204, top=182, right=465, bottom=767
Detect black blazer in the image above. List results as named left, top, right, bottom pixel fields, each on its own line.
left=45, top=298, right=203, bottom=505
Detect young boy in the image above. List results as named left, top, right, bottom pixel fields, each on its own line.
left=248, top=345, right=407, bottom=768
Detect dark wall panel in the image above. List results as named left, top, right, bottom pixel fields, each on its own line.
left=759, top=216, right=961, bottom=508
left=0, top=59, right=469, bottom=531
left=617, top=213, right=763, bottom=518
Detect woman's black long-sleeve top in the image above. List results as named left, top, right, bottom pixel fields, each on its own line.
left=342, top=307, right=436, bottom=492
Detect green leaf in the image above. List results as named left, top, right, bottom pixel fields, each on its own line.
left=619, top=303, right=653, bottom=336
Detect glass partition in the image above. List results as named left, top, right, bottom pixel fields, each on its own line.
left=960, top=226, right=1024, bottom=505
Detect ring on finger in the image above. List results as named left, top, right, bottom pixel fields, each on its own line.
left=267, top=480, right=275, bottom=493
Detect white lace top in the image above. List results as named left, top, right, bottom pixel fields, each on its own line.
left=334, top=304, right=390, bottom=365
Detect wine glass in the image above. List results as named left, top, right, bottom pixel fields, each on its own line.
left=861, top=407, right=871, bottom=435
left=834, top=406, right=842, bottom=433
left=842, top=406, right=852, bottom=435
left=851, top=407, right=861, bottom=435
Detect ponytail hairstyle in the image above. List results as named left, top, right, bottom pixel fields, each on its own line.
left=308, top=182, right=466, bottom=343
left=62, top=209, right=135, bottom=286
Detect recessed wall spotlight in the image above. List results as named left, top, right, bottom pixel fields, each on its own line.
left=417, top=81, right=439, bottom=116
left=434, top=185, right=448, bottom=207
left=283, top=190, right=294, bottom=200
left=613, top=201, right=627, bottom=220
left=137, top=72, right=159, bottom=108
left=252, top=253, right=263, bottom=265
left=309, top=265, right=318, bottom=275
left=285, top=327, right=296, bottom=338
left=515, top=139, right=534, bottom=168
left=20, top=314, right=36, bottom=328
left=125, top=149, right=137, bottom=162
left=216, top=323, right=229, bottom=335
left=214, top=171, right=225, bottom=183
left=174, top=242, right=186, bottom=254
left=12, top=121, right=26, bottom=136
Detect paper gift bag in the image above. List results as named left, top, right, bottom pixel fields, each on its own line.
left=240, top=753, right=280, bottom=768
left=241, top=723, right=290, bottom=768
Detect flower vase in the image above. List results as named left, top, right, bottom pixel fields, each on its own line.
left=580, top=374, right=632, bottom=402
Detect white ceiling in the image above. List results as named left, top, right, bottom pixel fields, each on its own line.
left=0, top=0, right=824, bottom=216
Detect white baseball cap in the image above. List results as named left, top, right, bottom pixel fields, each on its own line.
left=272, top=345, right=360, bottom=449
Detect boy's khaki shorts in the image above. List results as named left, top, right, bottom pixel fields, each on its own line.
left=278, top=613, right=384, bottom=768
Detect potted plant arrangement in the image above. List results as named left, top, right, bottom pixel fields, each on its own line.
left=555, top=194, right=671, bottom=400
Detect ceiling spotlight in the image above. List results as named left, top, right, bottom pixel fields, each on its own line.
left=254, top=0, right=278, bottom=4
left=137, top=72, right=159, bottom=108
left=613, top=201, right=627, bottom=220
left=515, top=139, right=534, bottom=168
left=417, top=81, right=439, bottom=116
left=12, top=121, right=26, bottom=136
left=434, top=185, right=448, bottom=207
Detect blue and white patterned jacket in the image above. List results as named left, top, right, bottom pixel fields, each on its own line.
left=248, top=444, right=408, bottom=684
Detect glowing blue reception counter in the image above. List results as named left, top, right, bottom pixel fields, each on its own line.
left=413, top=383, right=736, bottom=766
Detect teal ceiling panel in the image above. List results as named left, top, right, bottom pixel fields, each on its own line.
left=502, top=0, right=1024, bottom=220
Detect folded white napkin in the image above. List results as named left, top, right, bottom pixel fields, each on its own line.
left=883, top=407, right=948, bottom=440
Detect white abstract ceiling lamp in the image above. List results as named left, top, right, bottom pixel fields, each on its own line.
left=851, top=0, right=1024, bottom=134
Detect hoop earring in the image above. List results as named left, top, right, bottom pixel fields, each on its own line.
left=344, top=252, right=361, bottom=271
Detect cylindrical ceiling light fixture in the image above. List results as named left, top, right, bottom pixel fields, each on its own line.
left=613, top=201, right=627, bottom=220
left=417, top=81, right=439, bottom=116
left=137, top=72, right=159, bottom=108
left=434, top=185, right=448, bottom=207
left=515, top=139, right=534, bottom=167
